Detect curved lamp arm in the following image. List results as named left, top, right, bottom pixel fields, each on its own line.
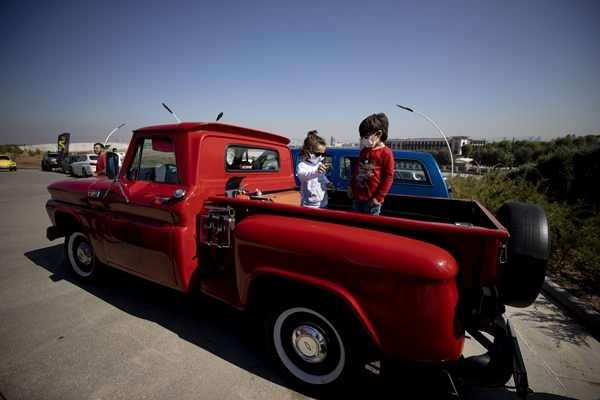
left=104, top=123, right=126, bottom=147
left=395, top=104, right=454, bottom=177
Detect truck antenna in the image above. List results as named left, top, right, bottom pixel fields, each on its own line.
left=103, top=123, right=126, bottom=147
left=216, top=112, right=224, bottom=121
left=162, top=102, right=182, bottom=123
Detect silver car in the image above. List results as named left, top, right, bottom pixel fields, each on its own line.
left=70, top=154, right=98, bottom=177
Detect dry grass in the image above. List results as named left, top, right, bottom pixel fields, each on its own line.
left=14, top=154, right=43, bottom=169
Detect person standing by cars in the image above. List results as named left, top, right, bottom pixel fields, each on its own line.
left=112, top=147, right=124, bottom=168
left=349, top=113, right=394, bottom=215
left=93, top=142, right=106, bottom=176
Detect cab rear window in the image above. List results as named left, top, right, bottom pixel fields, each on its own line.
left=226, top=145, right=279, bottom=171
left=394, top=159, right=430, bottom=184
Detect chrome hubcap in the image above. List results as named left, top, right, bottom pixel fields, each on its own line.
left=292, top=324, right=328, bottom=363
left=76, top=242, right=92, bottom=266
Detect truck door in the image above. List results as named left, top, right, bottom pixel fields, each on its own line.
left=102, top=137, right=181, bottom=287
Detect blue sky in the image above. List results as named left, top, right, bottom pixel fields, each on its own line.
left=1, top=0, right=599, bottom=144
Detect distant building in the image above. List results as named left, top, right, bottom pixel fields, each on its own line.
left=388, top=136, right=486, bottom=155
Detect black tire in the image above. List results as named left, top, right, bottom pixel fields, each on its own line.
left=264, top=301, right=360, bottom=391
left=496, top=201, right=550, bottom=308
left=41, top=162, right=48, bottom=171
left=64, top=231, right=99, bottom=281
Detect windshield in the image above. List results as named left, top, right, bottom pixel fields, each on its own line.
left=0, top=156, right=9, bottom=160
left=89, top=155, right=98, bottom=161
left=47, top=152, right=59, bottom=157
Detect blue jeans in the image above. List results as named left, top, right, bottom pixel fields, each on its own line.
left=352, top=200, right=382, bottom=215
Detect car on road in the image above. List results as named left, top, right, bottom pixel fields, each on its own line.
left=0, top=155, right=17, bottom=171
left=41, top=151, right=60, bottom=171
left=45, top=121, right=549, bottom=394
left=69, top=154, right=98, bottom=177
left=60, top=154, right=84, bottom=175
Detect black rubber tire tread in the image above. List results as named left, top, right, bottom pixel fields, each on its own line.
left=497, top=201, right=550, bottom=307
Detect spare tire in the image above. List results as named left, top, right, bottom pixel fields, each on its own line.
left=496, top=201, right=550, bottom=307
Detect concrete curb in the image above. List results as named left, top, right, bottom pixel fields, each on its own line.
left=541, top=277, right=600, bottom=339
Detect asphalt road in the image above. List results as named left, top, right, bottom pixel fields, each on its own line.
left=1, top=170, right=598, bottom=400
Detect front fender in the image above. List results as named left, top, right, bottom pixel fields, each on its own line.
left=46, top=199, right=107, bottom=262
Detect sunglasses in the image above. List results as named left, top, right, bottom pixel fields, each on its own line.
left=312, top=152, right=327, bottom=157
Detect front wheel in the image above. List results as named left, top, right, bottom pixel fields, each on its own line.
left=265, top=304, right=357, bottom=390
left=65, top=231, right=99, bottom=280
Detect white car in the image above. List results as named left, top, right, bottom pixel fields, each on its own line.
left=70, top=154, right=98, bottom=177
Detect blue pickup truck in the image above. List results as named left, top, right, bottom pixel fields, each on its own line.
left=291, top=148, right=450, bottom=209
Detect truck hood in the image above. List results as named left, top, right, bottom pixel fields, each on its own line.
left=47, top=177, right=109, bottom=206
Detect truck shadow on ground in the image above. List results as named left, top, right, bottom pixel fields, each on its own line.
left=25, top=244, right=577, bottom=400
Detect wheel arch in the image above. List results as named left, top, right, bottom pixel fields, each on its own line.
left=245, top=270, right=382, bottom=351
left=54, top=210, right=83, bottom=237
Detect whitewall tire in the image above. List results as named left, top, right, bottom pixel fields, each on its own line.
left=266, top=304, right=357, bottom=389
left=65, top=231, right=97, bottom=280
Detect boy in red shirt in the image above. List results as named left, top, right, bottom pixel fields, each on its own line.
left=350, top=113, right=394, bottom=215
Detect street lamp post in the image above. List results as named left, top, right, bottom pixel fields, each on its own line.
left=103, top=123, right=126, bottom=147
left=396, top=105, right=454, bottom=177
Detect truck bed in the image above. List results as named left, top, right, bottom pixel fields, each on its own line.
left=211, top=189, right=504, bottom=231
left=207, top=191, right=509, bottom=291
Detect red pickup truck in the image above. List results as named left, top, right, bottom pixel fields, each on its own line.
left=46, top=122, right=549, bottom=395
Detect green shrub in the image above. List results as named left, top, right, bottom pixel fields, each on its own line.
left=449, top=173, right=599, bottom=295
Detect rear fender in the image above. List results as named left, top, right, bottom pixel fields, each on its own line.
left=245, top=268, right=382, bottom=350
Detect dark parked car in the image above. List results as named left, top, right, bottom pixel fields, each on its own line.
left=61, top=154, right=84, bottom=174
left=41, top=151, right=60, bottom=171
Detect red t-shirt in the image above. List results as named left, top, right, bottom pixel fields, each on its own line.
left=96, top=152, right=106, bottom=175
left=351, top=146, right=394, bottom=203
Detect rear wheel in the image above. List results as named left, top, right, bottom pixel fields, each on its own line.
left=265, top=302, right=359, bottom=390
left=496, top=202, right=550, bottom=307
left=65, top=231, right=99, bottom=280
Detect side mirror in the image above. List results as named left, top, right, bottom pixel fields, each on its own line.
left=106, top=152, right=120, bottom=180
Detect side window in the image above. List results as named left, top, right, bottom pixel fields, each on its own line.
left=323, top=155, right=333, bottom=177
left=340, top=157, right=355, bottom=179
left=394, top=159, right=430, bottom=185
left=226, top=145, right=279, bottom=171
left=126, top=138, right=179, bottom=184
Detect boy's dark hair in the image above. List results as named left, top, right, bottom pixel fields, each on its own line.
left=93, top=142, right=104, bottom=148
left=301, top=130, right=327, bottom=159
left=359, top=113, right=389, bottom=142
